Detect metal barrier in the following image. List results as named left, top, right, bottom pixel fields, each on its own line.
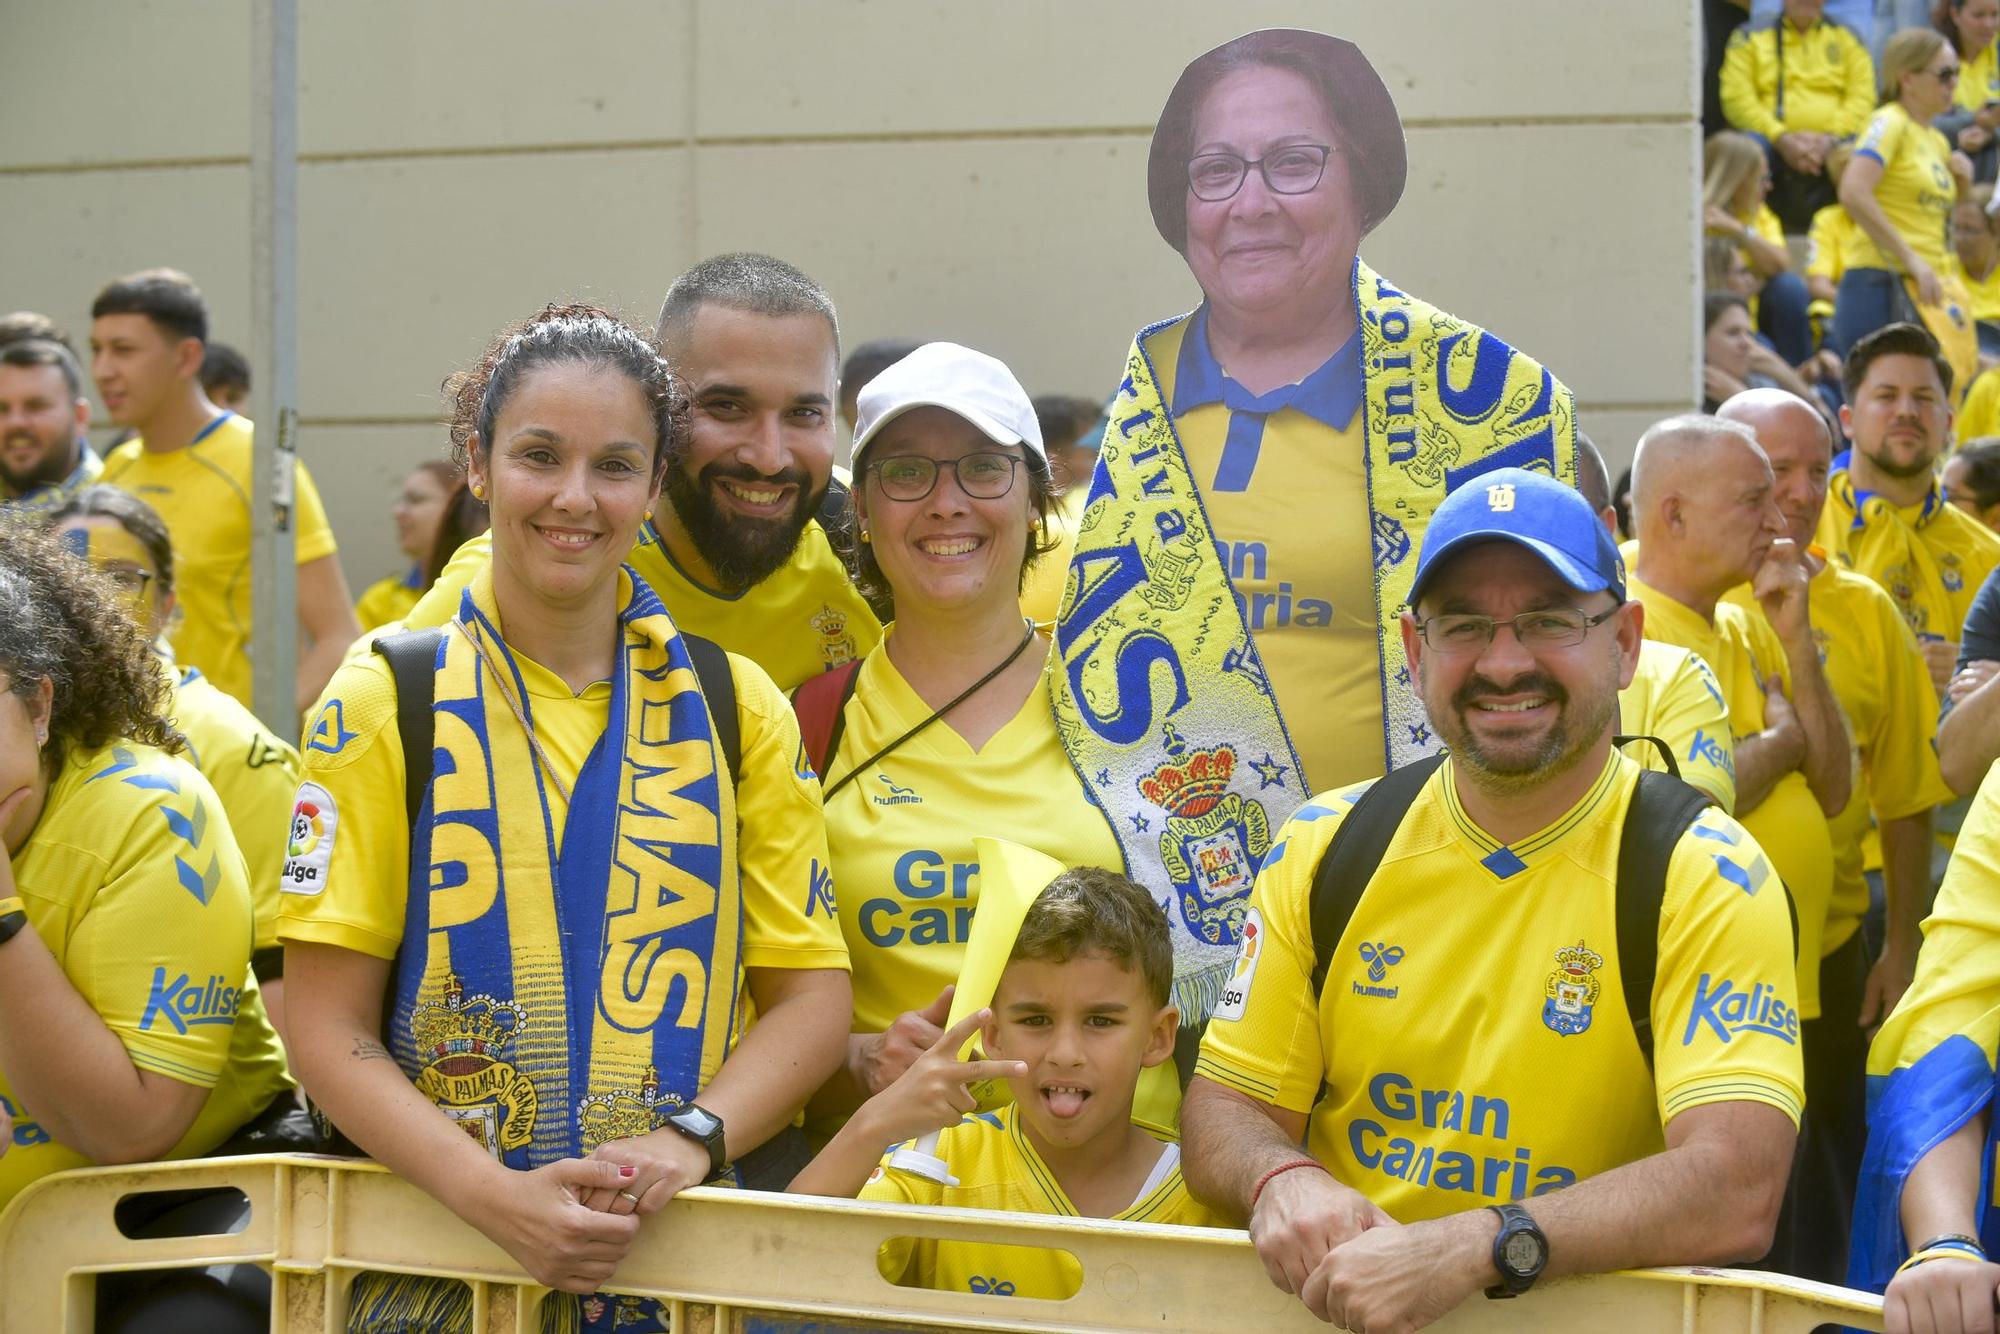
left=0, top=1154, right=1887, bottom=1333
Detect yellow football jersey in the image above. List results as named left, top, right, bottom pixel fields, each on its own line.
left=354, top=567, right=423, bottom=633
left=1141, top=314, right=1382, bottom=792
left=1, top=741, right=292, bottom=1209
left=168, top=660, right=301, bottom=953
left=276, top=629, right=847, bottom=985
left=100, top=414, right=338, bottom=706
left=1196, top=753, right=1804, bottom=1224
left=1959, top=367, right=2000, bottom=442
left=1619, top=639, right=1737, bottom=812
left=1957, top=255, right=2000, bottom=325
left=859, top=1103, right=1229, bottom=1298
left=1630, top=574, right=1835, bottom=1016
left=1806, top=205, right=1861, bottom=297
left=1720, top=16, right=1875, bottom=141
left=1849, top=103, right=1958, bottom=275
left=1724, top=561, right=1952, bottom=954
left=1954, top=40, right=2000, bottom=114
left=408, top=521, right=881, bottom=692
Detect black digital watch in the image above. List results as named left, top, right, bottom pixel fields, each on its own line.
left=1485, top=1203, right=1548, bottom=1298
left=663, top=1103, right=727, bottom=1179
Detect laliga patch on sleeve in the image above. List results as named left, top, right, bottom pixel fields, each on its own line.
left=1210, top=906, right=1264, bottom=1023
left=281, top=783, right=337, bottom=896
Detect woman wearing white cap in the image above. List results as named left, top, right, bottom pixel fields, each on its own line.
left=795, top=342, right=1177, bottom=1134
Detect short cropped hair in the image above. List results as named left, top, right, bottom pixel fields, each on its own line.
left=1009, top=866, right=1173, bottom=1008
left=200, top=342, right=250, bottom=398
left=655, top=252, right=839, bottom=358
left=0, top=311, right=73, bottom=355
left=91, top=268, right=209, bottom=345
left=841, top=338, right=923, bottom=400
left=1575, top=432, right=1612, bottom=515
left=0, top=339, right=87, bottom=401
left=1842, top=322, right=1953, bottom=400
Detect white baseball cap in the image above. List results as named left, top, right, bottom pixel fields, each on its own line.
left=851, top=342, right=1045, bottom=466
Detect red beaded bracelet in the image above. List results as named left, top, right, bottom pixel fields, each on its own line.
left=1250, top=1157, right=1330, bottom=1212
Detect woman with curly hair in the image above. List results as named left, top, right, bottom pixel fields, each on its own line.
left=0, top=522, right=292, bottom=1324
left=279, top=305, right=848, bottom=1333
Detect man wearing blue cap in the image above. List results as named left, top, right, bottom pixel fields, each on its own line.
left=1184, top=468, right=1804, bottom=1332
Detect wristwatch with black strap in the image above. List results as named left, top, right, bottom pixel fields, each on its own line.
left=663, top=1102, right=727, bottom=1179
left=0, top=896, right=29, bottom=949
left=1485, top=1203, right=1548, bottom=1298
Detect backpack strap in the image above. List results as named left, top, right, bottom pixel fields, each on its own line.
left=1307, top=754, right=1447, bottom=998
left=1613, top=733, right=1683, bottom=779
left=1614, top=769, right=1717, bottom=1069
left=373, top=628, right=443, bottom=830
left=682, top=632, right=741, bottom=784
left=790, top=659, right=864, bottom=784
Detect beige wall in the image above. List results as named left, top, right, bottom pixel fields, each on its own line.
left=1, top=1, right=1697, bottom=597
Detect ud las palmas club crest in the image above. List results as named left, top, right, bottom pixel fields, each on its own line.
left=412, top=972, right=536, bottom=1156
left=1140, top=724, right=1272, bottom=947
left=578, top=1063, right=679, bottom=1153
left=1542, top=941, right=1603, bottom=1037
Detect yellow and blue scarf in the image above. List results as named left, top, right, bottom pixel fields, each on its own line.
left=1847, top=827, right=2000, bottom=1289
left=362, top=569, right=737, bottom=1333
left=1821, top=457, right=1963, bottom=643
left=1053, top=260, right=1574, bottom=1021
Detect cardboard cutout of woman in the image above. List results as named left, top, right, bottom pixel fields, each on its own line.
left=1053, top=29, right=1578, bottom=1025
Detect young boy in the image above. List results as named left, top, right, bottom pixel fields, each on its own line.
left=790, top=865, right=1227, bottom=1297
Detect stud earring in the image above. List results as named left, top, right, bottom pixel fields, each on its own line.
left=643, top=509, right=653, bottom=522
left=859, top=528, right=871, bottom=543
left=471, top=484, right=484, bottom=500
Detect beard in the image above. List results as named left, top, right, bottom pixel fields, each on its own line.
left=1432, top=668, right=1614, bottom=795
left=0, top=432, right=78, bottom=494
left=664, top=459, right=823, bottom=592
left=1861, top=436, right=1938, bottom=481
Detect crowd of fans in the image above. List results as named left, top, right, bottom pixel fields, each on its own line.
left=0, top=18, right=1998, bottom=1334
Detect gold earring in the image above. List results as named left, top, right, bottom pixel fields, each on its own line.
left=859, top=528, right=871, bottom=543
left=471, top=483, right=484, bottom=500
left=643, top=509, right=653, bottom=522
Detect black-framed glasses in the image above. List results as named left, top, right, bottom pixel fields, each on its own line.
left=865, top=452, right=1021, bottom=502
left=1187, top=144, right=1333, bottom=202
left=1931, top=63, right=1961, bottom=82
left=1415, top=605, right=1621, bottom=653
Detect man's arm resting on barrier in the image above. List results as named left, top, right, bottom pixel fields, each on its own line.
left=1299, top=1099, right=1794, bottom=1332
left=1180, top=1076, right=1396, bottom=1299
left=1937, top=662, right=2000, bottom=795
left=0, top=859, right=207, bottom=1164
left=1883, top=1113, right=2000, bottom=1334
left=286, top=941, right=643, bottom=1294
left=586, top=965, right=852, bottom=1209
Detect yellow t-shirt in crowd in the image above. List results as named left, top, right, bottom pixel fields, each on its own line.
left=276, top=633, right=848, bottom=990
left=1629, top=573, right=1834, bottom=1016
left=1144, top=312, right=1381, bottom=791
left=1850, top=103, right=1958, bottom=274
left=354, top=567, right=423, bottom=634
left=1619, top=639, right=1737, bottom=812
left=1195, top=753, right=1804, bottom=1224
left=817, top=643, right=1179, bottom=1131
left=411, top=521, right=880, bottom=691
left=168, top=659, right=301, bottom=954
left=0, top=741, right=293, bottom=1209
left=1720, top=16, right=1876, bottom=140
left=1725, top=560, right=1953, bottom=955
left=100, top=413, right=338, bottom=707
left=1962, top=366, right=2000, bottom=442
left=1956, top=255, right=2000, bottom=325
left=1806, top=204, right=1861, bottom=306
left=859, top=1103, right=1228, bottom=1298
left=1954, top=41, right=2000, bottom=113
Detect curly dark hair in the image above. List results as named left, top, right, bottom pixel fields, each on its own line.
left=1011, top=865, right=1173, bottom=1008
left=443, top=302, right=686, bottom=487
left=0, top=520, right=183, bottom=769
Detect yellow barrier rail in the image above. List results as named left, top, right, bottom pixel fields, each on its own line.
left=0, top=1154, right=1888, bottom=1333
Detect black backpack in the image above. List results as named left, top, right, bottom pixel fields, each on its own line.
left=1301, top=744, right=1788, bottom=1068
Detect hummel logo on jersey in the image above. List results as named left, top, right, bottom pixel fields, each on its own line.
left=1353, top=942, right=1405, bottom=999
left=873, top=775, right=922, bottom=806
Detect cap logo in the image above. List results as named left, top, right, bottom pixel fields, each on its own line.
left=1486, top=483, right=1516, bottom=513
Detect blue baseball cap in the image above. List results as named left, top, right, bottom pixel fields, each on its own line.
left=1406, top=467, right=1625, bottom=608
